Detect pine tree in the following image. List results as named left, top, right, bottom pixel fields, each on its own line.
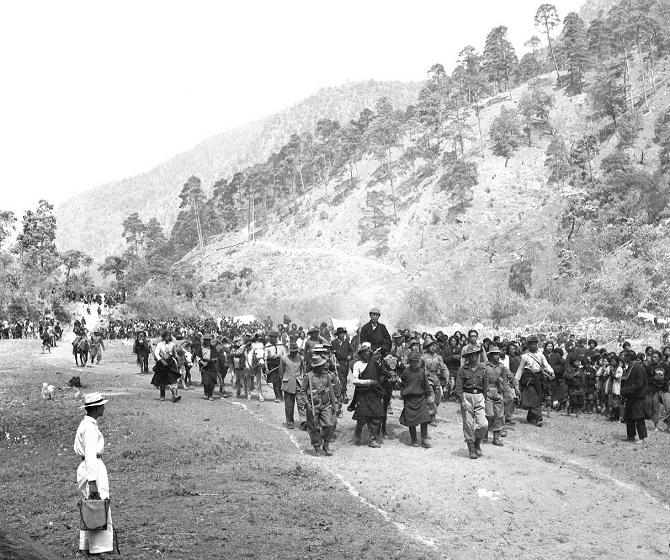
left=535, top=4, right=562, bottom=82
left=122, top=213, right=146, bottom=258
left=561, top=12, right=589, bottom=93
left=483, top=26, right=518, bottom=94
left=367, top=97, right=402, bottom=222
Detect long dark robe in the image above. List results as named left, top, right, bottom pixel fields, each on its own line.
left=621, top=361, right=649, bottom=421
left=352, top=359, right=385, bottom=420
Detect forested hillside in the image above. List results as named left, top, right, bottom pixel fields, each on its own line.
left=5, top=0, right=670, bottom=329
left=55, top=81, right=421, bottom=256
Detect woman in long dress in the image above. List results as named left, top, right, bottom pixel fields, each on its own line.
left=399, top=352, right=432, bottom=448
left=74, top=392, right=114, bottom=555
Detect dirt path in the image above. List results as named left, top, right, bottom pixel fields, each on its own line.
left=7, top=339, right=670, bottom=559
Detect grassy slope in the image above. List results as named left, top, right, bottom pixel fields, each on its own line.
left=0, top=340, right=435, bottom=560
left=55, top=82, right=421, bottom=257
left=182, top=69, right=670, bottom=327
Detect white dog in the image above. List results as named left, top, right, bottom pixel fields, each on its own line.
left=41, top=383, right=55, bottom=400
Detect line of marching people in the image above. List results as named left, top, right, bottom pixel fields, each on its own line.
left=116, top=309, right=670, bottom=456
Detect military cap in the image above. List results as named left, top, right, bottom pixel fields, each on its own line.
left=462, top=344, right=481, bottom=356
left=311, top=355, right=327, bottom=367
left=369, top=307, right=381, bottom=315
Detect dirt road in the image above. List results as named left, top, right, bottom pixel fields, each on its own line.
left=2, top=339, right=669, bottom=559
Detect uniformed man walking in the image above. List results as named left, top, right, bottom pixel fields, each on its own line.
left=301, top=355, right=337, bottom=456
left=481, top=345, right=509, bottom=446
left=455, top=345, right=489, bottom=459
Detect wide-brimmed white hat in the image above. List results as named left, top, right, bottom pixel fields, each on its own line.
left=80, top=392, right=109, bottom=409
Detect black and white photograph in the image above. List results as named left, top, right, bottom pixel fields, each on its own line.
left=2, top=0, right=670, bottom=558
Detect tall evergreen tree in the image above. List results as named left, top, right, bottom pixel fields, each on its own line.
left=483, top=26, right=518, bottom=94
left=561, top=12, right=589, bottom=93
left=535, top=4, right=562, bottom=82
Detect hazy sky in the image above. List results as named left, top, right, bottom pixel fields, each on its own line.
left=0, top=0, right=584, bottom=216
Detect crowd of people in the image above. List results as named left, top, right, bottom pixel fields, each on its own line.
left=1, top=317, right=63, bottom=350
left=66, top=307, right=670, bottom=458
left=68, top=307, right=670, bottom=557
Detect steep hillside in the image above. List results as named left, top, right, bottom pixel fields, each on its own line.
left=176, top=69, right=670, bottom=328
left=55, top=80, right=420, bottom=256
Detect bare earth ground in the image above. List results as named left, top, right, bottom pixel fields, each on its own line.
left=2, top=339, right=670, bottom=560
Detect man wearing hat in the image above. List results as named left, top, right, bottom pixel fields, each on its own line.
left=230, top=339, right=248, bottom=398
left=280, top=339, right=306, bottom=429
left=424, top=339, right=448, bottom=426
left=89, top=330, right=105, bottom=365
left=460, top=329, right=488, bottom=366
left=515, top=335, right=554, bottom=427
left=265, top=331, right=287, bottom=403
left=359, top=307, right=392, bottom=357
left=332, top=327, right=353, bottom=403
left=74, top=392, right=114, bottom=555
left=300, top=354, right=337, bottom=456
left=194, top=333, right=221, bottom=401
left=303, top=326, right=324, bottom=373
left=454, top=344, right=489, bottom=459
left=350, top=342, right=385, bottom=447
left=481, top=345, right=510, bottom=446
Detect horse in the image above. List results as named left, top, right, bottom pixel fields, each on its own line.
left=73, top=336, right=90, bottom=366
left=244, top=344, right=266, bottom=400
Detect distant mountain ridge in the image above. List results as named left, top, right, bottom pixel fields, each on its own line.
left=55, top=80, right=421, bottom=256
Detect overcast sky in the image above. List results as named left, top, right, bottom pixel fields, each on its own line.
left=0, top=0, right=583, bottom=216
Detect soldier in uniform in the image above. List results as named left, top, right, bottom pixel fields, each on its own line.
left=481, top=345, right=509, bottom=446
left=303, top=326, right=322, bottom=372
left=300, top=355, right=337, bottom=456
left=280, top=339, right=306, bottom=429
left=423, top=340, right=448, bottom=426
left=454, top=345, right=489, bottom=459
left=265, top=331, right=287, bottom=403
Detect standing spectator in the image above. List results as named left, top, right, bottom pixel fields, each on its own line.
left=620, top=350, right=649, bottom=443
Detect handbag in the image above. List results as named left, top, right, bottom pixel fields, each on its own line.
left=78, top=498, right=110, bottom=531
